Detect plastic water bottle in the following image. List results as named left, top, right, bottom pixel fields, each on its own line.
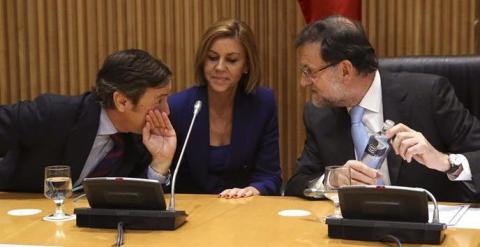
left=361, top=120, right=395, bottom=170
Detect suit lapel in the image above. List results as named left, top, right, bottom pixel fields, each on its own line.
left=338, top=107, right=356, bottom=162
left=327, top=107, right=356, bottom=165
left=308, top=104, right=354, bottom=167
left=63, top=94, right=100, bottom=182
left=380, top=71, right=410, bottom=185
left=228, top=89, right=249, bottom=170
left=185, top=87, right=248, bottom=190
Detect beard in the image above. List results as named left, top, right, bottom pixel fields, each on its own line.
left=310, top=86, right=348, bottom=108
left=308, top=70, right=353, bottom=108
left=311, top=93, right=330, bottom=108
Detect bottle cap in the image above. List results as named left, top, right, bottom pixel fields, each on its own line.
left=383, top=119, right=395, bottom=131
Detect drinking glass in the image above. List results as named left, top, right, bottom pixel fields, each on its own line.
left=43, top=165, right=75, bottom=221
left=323, top=165, right=351, bottom=218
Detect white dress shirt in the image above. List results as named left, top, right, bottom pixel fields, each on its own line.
left=312, top=70, right=472, bottom=191
left=353, top=70, right=472, bottom=183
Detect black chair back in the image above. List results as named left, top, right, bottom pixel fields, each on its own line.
left=379, top=56, right=480, bottom=119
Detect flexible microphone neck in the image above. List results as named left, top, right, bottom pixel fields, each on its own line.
left=423, top=189, right=440, bottom=224
left=169, top=100, right=202, bottom=211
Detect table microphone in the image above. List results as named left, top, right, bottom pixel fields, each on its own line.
left=169, top=100, right=202, bottom=211
left=75, top=101, right=201, bottom=231
left=327, top=185, right=445, bottom=244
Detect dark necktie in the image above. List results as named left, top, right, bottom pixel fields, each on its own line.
left=88, top=133, right=125, bottom=177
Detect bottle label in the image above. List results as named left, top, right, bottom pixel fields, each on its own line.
left=365, top=139, right=388, bottom=157
left=361, top=136, right=390, bottom=170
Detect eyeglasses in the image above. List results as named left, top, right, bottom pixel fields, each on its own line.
left=299, top=63, right=336, bottom=81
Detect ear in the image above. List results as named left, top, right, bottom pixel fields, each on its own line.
left=339, top=60, right=355, bottom=84
left=112, top=91, right=129, bottom=112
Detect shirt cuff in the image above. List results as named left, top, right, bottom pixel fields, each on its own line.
left=147, top=166, right=171, bottom=185
left=310, top=174, right=325, bottom=190
left=447, top=154, right=472, bottom=181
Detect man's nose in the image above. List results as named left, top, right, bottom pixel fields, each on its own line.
left=299, top=76, right=311, bottom=87
left=162, top=100, right=170, bottom=115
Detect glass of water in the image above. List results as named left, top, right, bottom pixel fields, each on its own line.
left=43, top=165, right=75, bottom=221
left=323, top=165, right=351, bottom=218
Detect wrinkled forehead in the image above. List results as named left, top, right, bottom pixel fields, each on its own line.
left=297, top=42, right=325, bottom=67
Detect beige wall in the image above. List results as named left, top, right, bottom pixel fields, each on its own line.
left=0, top=0, right=478, bottom=181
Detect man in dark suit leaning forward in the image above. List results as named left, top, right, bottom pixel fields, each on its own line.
left=0, top=49, right=177, bottom=192
left=284, top=16, right=480, bottom=202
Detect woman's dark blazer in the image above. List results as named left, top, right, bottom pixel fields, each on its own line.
left=168, top=85, right=282, bottom=195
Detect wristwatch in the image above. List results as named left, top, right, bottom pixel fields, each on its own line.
left=445, top=154, right=463, bottom=174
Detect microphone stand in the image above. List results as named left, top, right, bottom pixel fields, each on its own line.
left=169, top=100, right=202, bottom=211
left=424, top=189, right=440, bottom=224
left=74, top=101, right=202, bottom=231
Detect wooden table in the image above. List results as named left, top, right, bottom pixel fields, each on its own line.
left=0, top=192, right=479, bottom=246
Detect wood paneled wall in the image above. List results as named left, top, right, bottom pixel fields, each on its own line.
left=0, top=0, right=308, bottom=181
left=363, top=0, right=478, bottom=56
left=0, top=0, right=478, bottom=181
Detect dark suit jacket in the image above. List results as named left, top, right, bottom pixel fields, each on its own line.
left=0, top=92, right=151, bottom=192
left=285, top=71, right=480, bottom=202
left=168, top=86, right=282, bottom=195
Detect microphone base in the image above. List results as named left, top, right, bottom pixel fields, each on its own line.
left=74, top=207, right=187, bottom=230
left=326, top=217, right=446, bottom=244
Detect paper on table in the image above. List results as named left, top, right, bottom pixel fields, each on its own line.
left=453, top=206, right=480, bottom=229
left=428, top=204, right=470, bottom=226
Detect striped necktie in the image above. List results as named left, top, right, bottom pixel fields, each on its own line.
left=88, top=133, right=125, bottom=177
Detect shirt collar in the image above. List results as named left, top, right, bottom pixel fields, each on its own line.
left=358, top=70, right=382, bottom=113
left=97, top=108, right=118, bottom=136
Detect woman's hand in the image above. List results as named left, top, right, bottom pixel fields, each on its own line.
left=219, top=186, right=260, bottom=199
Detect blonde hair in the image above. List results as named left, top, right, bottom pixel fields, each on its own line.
left=194, top=19, right=261, bottom=94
